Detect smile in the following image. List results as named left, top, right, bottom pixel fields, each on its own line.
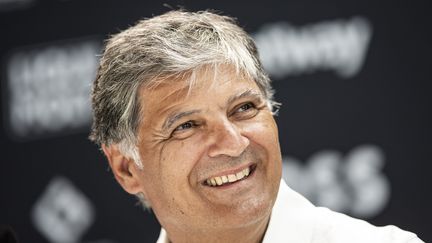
left=205, top=164, right=256, bottom=187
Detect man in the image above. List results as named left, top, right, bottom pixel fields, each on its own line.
left=90, top=10, right=424, bottom=243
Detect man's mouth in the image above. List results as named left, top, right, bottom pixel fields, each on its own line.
left=204, top=164, right=256, bottom=187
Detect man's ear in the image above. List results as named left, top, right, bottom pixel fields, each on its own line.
left=102, top=144, right=142, bottom=195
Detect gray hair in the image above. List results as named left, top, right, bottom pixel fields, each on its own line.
left=89, top=10, right=277, bottom=206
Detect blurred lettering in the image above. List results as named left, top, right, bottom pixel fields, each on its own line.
left=254, top=17, right=372, bottom=79
left=282, top=145, right=390, bottom=218
left=5, top=39, right=100, bottom=139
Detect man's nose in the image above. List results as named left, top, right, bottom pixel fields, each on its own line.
left=207, top=119, right=250, bottom=158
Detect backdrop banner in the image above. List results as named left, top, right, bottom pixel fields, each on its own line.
left=1, top=1, right=430, bottom=242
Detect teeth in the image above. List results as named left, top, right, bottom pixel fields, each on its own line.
left=228, top=174, right=236, bottom=182
left=206, top=166, right=252, bottom=187
left=236, top=171, right=244, bottom=180
left=215, top=177, right=223, bottom=186
left=243, top=167, right=250, bottom=176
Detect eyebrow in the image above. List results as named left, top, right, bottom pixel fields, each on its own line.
left=162, top=109, right=201, bottom=130
left=226, top=89, right=264, bottom=107
left=162, top=89, right=264, bottom=130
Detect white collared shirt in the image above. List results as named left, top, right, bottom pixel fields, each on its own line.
left=157, top=180, right=424, bottom=243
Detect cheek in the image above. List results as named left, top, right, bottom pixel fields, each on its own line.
left=244, top=116, right=280, bottom=147
left=143, top=139, right=207, bottom=211
left=157, top=138, right=206, bottom=184
left=244, top=116, right=282, bottom=175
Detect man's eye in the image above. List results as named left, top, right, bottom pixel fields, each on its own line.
left=173, top=121, right=195, bottom=133
left=231, top=102, right=259, bottom=119
left=170, top=121, right=197, bottom=139
left=237, top=103, right=254, bottom=112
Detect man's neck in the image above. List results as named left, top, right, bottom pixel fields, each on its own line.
left=165, top=214, right=271, bottom=243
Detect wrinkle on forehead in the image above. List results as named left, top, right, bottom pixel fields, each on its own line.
left=137, top=64, right=255, bottom=126
left=142, top=64, right=251, bottom=99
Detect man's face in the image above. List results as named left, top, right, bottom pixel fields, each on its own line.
left=135, top=66, right=282, bottom=232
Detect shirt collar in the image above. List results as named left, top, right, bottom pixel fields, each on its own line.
left=262, top=179, right=316, bottom=243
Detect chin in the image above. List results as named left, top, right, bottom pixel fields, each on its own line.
left=224, top=194, right=275, bottom=228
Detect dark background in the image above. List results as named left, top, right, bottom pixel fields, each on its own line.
left=0, top=0, right=430, bottom=242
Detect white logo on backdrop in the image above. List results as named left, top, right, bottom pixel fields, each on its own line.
left=253, top=16, right=372, bottom=79
left=32, top=176, right=95, bottom=243
left=282, top=144, right=390, bottom=218
left=5, top=39, right=100, bottom=138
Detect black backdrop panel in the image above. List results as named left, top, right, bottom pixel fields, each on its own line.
left=1, top=0, right=430, bottom=242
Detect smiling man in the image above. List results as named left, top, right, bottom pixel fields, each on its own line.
left=90, top=10, right=423, bottom=243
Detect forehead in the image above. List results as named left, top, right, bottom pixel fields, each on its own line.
left=139, top=65, right=260, bottom=111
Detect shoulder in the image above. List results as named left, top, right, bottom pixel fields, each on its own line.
left=310, top=207, right=424, bottom=243
left=263, top=180, right=424, bottom=243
